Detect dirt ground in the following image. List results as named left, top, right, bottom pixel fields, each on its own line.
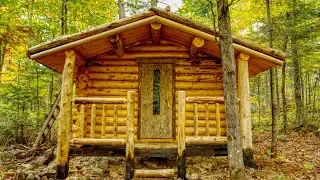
left=1, top=131, right=319, bottom=179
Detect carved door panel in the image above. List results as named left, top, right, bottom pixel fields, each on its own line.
left=139, top=64, right=174, bottom=139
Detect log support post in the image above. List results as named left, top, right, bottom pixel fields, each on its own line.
left=126, top=91, right=135, bottom=180
left=237, top=52, right=254, bottom=167
left=151, top=23, right=161, bottom=44
left=189, top=37, right=204, bottom=60
left=177, top=91, right=186, bottom=179
left=56, top=50, right=76, bottom=179
left=109, top=34, right=124, bottom=57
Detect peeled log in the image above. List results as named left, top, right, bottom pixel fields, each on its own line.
left=176, top=82, right=223, bottom=90
left=186, top=96, right=224, bottom=104
left=71, top=138, right=126, bottom=146
left=186, top=137, right=227, bottom=145
left=73, top=97, right=127, bottom=104
left=134, top=169, right=174, bottom=178
left=151, top=23, right=162, bottom=44
left=190, top=37, right=205, bottom=60
left=109, top=34, right=124, bottom=57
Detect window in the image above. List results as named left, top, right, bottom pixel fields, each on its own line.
left=153, top=69, right=160, bottom=115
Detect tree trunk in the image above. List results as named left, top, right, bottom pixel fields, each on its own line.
left=61, top=0, right=68, bottom=35
left=0, top=42, right=6, bottom=83
left=291, top=0, right=304, bottom=127
left=118, top=0, right=125, bottom=19
left=216, top=0, right=245, bottom=179
left=258, top=75, right=261, bottom=125
left=281, top=36, right=288, bottom=134
left=265, top=0, right=277, bottom=158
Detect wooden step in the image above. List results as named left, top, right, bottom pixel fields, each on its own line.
left=135, top=142, right=177, bottom=149
left=70, top=138, right=126, bottom=146
left=186, top=136, right=227, bottom=145
left=134, top=169, right=175, bottom=178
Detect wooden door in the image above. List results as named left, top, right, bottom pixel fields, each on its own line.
left=139, top=64, right=174, bottom=139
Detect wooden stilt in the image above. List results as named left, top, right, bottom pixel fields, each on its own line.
left=113, top=105, right=118, bottom=137
left=126, top=91, right=135, bottom=180
left=216, top=103, right=221, bottom=137
left=205, top=103, right=209, bottom=136
left=237, top=53, right=254, bottom=167
left=80, top=105, right=85, bottom=138
left=101, top=104, right=107, bottom=138
left=56, top=50, right=76, bottom=179
left=193, top=103, right=198, bottom=137
left=90, top=104, right=96, bottom=138
left=177, top=91, right=186, bottom=179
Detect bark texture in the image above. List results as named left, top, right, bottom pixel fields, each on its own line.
left=265, top=0, right=278, bottom=158
left=216, top=0, right=245, bottom=179
left=291, top=0, right=304, bottom=127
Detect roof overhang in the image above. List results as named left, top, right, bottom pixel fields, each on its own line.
left=27, top=8, right=285, bottom=77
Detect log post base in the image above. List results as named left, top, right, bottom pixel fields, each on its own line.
left=177, top=151, right=186, bottom=180
left=125, top=158, right=134, bottom=180
left=243, top=148, right=255, bottom=168
left=56, top=164, right=69, bottom=180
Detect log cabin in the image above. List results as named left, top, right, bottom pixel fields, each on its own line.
left=27, top=8, right=285, bottom=180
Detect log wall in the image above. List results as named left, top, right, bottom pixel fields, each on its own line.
left=72, top=58, right=226, bottom=139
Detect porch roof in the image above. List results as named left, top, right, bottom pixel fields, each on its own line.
left=27, top=8, right=285, bottom=77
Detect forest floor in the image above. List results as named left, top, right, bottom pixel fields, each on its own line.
left=1, top=131, right=319, bottom=179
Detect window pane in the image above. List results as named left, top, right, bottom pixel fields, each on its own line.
left=153, top=69, right=160, bottom=115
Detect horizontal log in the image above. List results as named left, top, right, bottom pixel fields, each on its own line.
left=71, top=138, right=126, bottom=146
left=85, top=109, right=138, bottom=117
left=136, top=58, right=177, bottom=64
left=134, top=143, right=177, bottom=149
left=78, top=103, right=138, bottom=110
left=87, top=81, right=138, bottom=89
left=84, top=117, right=138, bottom=126
left=73, top=97, right=127, bottom=104
left=186, top=137, right=227, bottom=145
left=176, top=74, right=222, bottom=82
left=134, top=169, right=175, bottom=178
left=176, top=59, right=220, bottom=66
left=82, top=117, right=226, bottom=128
left=88, top=73, right=138, bottom=81
left=126, top=44, right=189, bottom=52
left=184, top=120, right=226, bottom=127
left=175, top=66, right=222, bottom=74
left=176, top=90, right=224, bottom=96
left=176, top=82, right=223, bottom=90
left=87, top=59, right=138, bottom=66
left=186, top=96, right=224, bottom=104
left=95, top=52, right=194, bottom=59
left=82, top=126, right=226, bottom=136
left=87, top=89, right=137, bottom=96
left=185, top=103, right=225, bottom=112
left=88, top=66, right=138, bottom=73
left=85, top=126, right=137, bottom=134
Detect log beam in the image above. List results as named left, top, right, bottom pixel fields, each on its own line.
left=151, top=23, right=162, bottom=44
left=73, top=97, right=127, bottom=104
left=237, top=52, right=254, bottom=167
left=134, top=169, right=174, bottom=178
left=189, top=37, right=204, bottom=60
left=109, top=34, right=124, bottom=57
left=177, top=91, right=186, bottom=179
left=126, top=91, right=135, bottom=180
left=56, top=49, right=76, bottom=179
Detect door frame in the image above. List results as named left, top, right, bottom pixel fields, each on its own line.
left=137, top=58, right=176, bottom=139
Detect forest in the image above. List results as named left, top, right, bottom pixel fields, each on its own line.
left=0, top=0, right=319, bottom=179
